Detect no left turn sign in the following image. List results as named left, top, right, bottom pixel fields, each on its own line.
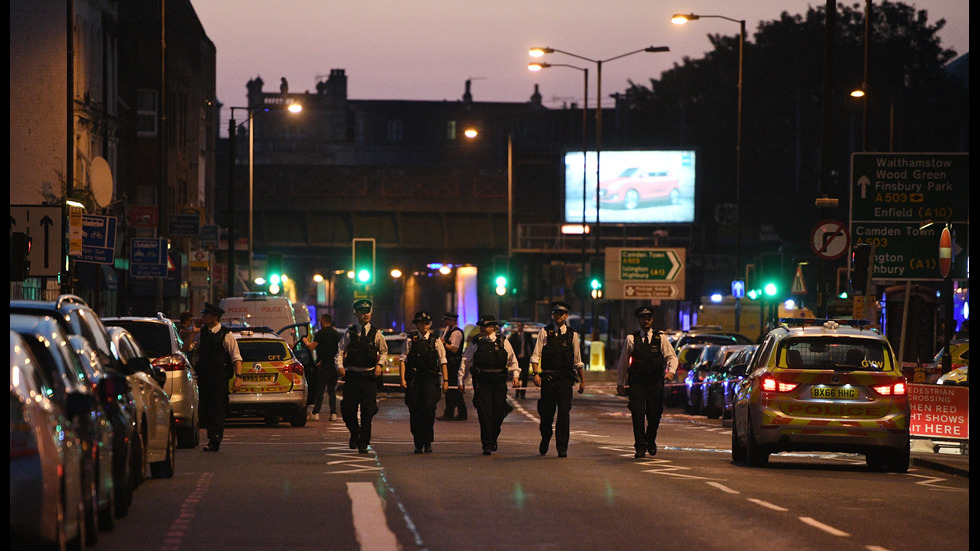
left=810, top=220, right=850, bottom=260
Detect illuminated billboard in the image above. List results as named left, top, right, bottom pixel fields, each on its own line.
left=564, top=150, right=696, bottom=224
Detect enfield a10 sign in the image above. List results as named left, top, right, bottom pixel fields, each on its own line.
left=850, top=153, right=968, bottom=281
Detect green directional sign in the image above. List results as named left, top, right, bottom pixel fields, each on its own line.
left=850, top=153, right=969, bottom=281
left=605, top=248, right=686, bottom=301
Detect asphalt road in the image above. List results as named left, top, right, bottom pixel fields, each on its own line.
left=88, top=380, right=969, bottom=551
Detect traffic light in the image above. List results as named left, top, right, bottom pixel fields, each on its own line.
left=10, top=232, right=31, bottom=281
left=589, top=276, right=603, bottom=299
left=352, top=238, right=375, bottom=285
left=494, top=274, right=508, bottom=296
left=850, top=244, right=872, bottom=295
left=266, top=253, right=284, bottom=295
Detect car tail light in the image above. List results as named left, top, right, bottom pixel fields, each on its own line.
left=282, top=360, right=305, bottom=375
left=873, top=381, right=907, bottom=396
left=761, top=374, right=797, bottom=393
left=153, top=354, right=187, bottom=372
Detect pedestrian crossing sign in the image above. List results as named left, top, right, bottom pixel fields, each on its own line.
left=791, top=265, right=807, bottom=295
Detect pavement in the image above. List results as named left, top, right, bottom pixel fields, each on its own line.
left=584, top=367, right=969, bottom=478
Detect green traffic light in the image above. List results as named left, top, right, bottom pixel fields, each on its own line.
left=590, top=278, right=601, bottom=290
left=495, top=275, right=507, bottom=287
left=764, top=282, right=778, bottom=296
left=357, top=269, right=372, bottom=283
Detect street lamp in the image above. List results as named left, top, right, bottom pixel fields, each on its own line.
left=672, top=12, right=745, bottom=331
left=226, top=101, right=302, bottom=298
left=529, top=45, right=669, bottom=275
left=528, top=60, right=591, bottom=334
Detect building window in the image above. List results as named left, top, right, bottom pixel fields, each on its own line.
left=387, top=120, right=403, bottom=142
left=137, top=89, right=158, bottom=137
left=447, top=120, right=457, bottom=140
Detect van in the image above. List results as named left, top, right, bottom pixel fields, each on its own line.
left=219, top=293, right=298, bottom=345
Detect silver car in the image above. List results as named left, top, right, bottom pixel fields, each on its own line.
left=103, top=315, right=200, bottom=448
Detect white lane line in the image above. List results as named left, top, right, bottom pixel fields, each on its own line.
left=705, top=481, right=740, bottom=494
left=799, top=516, right=850, bottom=537
left=746, top=498, right=789, bottom=512
left=865, top=546, right=892, bottom=551
left=346, top=482, right=400, bottom=551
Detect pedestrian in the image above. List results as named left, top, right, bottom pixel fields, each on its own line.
left=461, top=315, right=520, bottom=455
left=400, top=311, right=449, bottom=453
left=615, top=305, right=678, bottom=458
left=196, top=303, right=243, bottom=452
left=508, top=320, right=534, bottom=399
left=302, top=313, right=341, bottom=421
left=335, top=299, right=388, bottom=453
left=177, top=310, right=200, bottom=353
left=440, top=312, right=467, bottom=421
left=529, top=301, right=586, bottom=458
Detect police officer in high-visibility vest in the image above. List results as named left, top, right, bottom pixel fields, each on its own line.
left=530, top=301, right=585, bottom=457
left=461, top=315, right=519, bottom=455
left=616, top=305, right=678, bottom=458
left=196, top=303, right=243, bottom=452
left=400, top=311, right=449, bottom=453
left=335, top=299, right=388, bottom=453
left=439, top=312, right=467, bottom=421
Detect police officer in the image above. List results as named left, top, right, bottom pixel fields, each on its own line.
left=400, top=311, right=449, bottom=453
left=196, top=303, right=243, bottom=452
left=530, top=301, right=585, bottom=457
left=461, top=315, right=519, bottom=455
left=615, top=305, right=678, bottom=458
left=508, top=321, right=534, bottom=399
left=334, top=299, right=388, bottom=453
left=440, top=312, right=467, bottom=421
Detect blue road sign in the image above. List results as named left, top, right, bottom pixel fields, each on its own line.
left=130, top=238, right=168, bottom=277
left=79, top=215, right=117, bottom=265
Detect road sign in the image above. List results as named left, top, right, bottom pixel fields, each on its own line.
left=810, top=219, right=849, bottom=260
left=130, top=238, right=169, bottom=277
left=9, top=205, right=63, bottom=277
left=169, top=213, right=200, bottom=236
left=850, top=153, right=968, bottom=281
left=604, top=248, right=685, bottom=301
left=791, top=265, right=807, bottom=295
left=938, top=226, right=952, bottom=279
left=78, top=215, right=117, bottom=265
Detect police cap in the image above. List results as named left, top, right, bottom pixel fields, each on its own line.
left=478, top=315, right=499, bottom=328
left=353, top=299, right=373, bottom=312
left=634, top=305, right=655, bottom=318
left=551, top=301, right=571, bottom=314
left=201, top=302, right=225, bottom=317
left=413, top=311, right=433, bottom=323
left=443, top=312, right=459, bottom=320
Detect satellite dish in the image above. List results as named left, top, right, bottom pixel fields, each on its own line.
left=91, top=156, right=114, bottom=208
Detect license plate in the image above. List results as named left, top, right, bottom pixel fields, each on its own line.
left=811, top=386, right=859, bottom=400
left=243, top=374, right=275, bottom=383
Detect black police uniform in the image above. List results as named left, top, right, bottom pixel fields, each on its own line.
left=441, top=320, right=467, bottom=420
left=311, top=324, right=341, bottom=417
left=339, top=323, right=382, bottom=452
left=403, top=330, right=443, bottom=452
left=197, top=324, right=233, bottom=449
left=536, top=323, right=579, bottom=456
left=508, top=329, right=533, bottom=398
left=468, top=332, right=515, bottom=454
left=625, top=329, right=668, bottom=456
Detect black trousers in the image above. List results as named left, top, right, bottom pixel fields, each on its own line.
left=472, top=380, right=513, bottom=449
left=341, top=371, right=380, bottom=447
left=516, top=358, right=530, bottom=398
left=538, top=375, right=574, bottom=452
left=311, top=364, right=338, bottom=415
left=404, top=376, right=441, bottom=447
left=627, top=378, right=666, bottom=451
left=199, top=377, right=229, bottom=444
left=443, top=366, right=467, bottom=420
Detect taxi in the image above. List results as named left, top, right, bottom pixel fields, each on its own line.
left=228, top=327, right=308, bottom=427
left=731, top=318, right=910, bottom=472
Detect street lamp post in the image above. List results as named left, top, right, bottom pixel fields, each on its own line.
left=672, top=12, right=745, bottom=331
left=530, top=44, right=669, bottom=336
left=527, top=60, right=590, bottom=333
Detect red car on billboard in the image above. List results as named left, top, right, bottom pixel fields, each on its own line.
left=597, top=168, right=680, bottom=209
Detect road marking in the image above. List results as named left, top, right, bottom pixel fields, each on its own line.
left=799, top=516, right=850, bottom=537
left=159, top=472, right=213, bottom=551
left=907, top=473, right=968, bottom=491
left=705, top=481, right=739, bottom=494
left=746, top=498, right=789, bottom=512
left=347, top=482, right=400, bottom=550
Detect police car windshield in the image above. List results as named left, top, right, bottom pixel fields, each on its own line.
left=779, top=337, right=890, bottom=371
left=238, top=339, right=293, bottom=363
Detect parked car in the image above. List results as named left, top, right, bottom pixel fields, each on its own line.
left=102, top=314, right=200, bottom=448
left=675, top=331, right=754, bottom=350
left=721, top=346, right=758, bottom=423
left=228, top=326, right=308, bottom=426
left=731, top=319, right=909, bottom=472
left=107, top=326, right=177, bottom=479
left=936, top=365, right=968, bottom=386
left=597, top=167, right=681, bottom=209
left=10, top=314, right=109, bottom=544
left=382, top=331, right=408, bottom=390
left=10, top=330, right=88, bottom=550
left=700, top=345, right=754, bottom=419
left=9, top=295, right=139, bottom=518
left=666, top=343, right=703, bottom=407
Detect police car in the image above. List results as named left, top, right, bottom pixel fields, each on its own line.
left=731, top=318, right=910, bottom=472
left=227, top=327, right=308, bottom=427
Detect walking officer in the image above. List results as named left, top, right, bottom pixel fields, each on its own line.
left=508, top=321, right=534, bottom=399
left=335, top=299, right=388, bottom=453
left=461, top=315, right=520, bottom=455
left=400, top=311, right=449, bottom=453
left=196, top=303, right=243, bottom=452
left=615, top=305, right=678, bottom=458
left=529, top=301, right=585, bottom=457
left=440, top=312, right=467, bottom=421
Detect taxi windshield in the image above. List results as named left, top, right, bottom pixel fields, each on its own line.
left=238, top=339, right=293, bottom=363
left=778, top=337, right=891, bottom=371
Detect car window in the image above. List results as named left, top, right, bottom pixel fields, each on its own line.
left=752, top=335, right=776, bottom=373
left=71, top=308, right=114, bottom=358
left=105, top=321, right=172, bottom=357
left=238, top=339, right=293, bottom=362
left=778, top=337, right=891, bottom=371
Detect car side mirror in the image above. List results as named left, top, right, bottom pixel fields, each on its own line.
left=731, top=363, right=747, bottom=377
left=125, top=356, right=153, bottom=376
left=150, top=364, right=167, bottom=387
